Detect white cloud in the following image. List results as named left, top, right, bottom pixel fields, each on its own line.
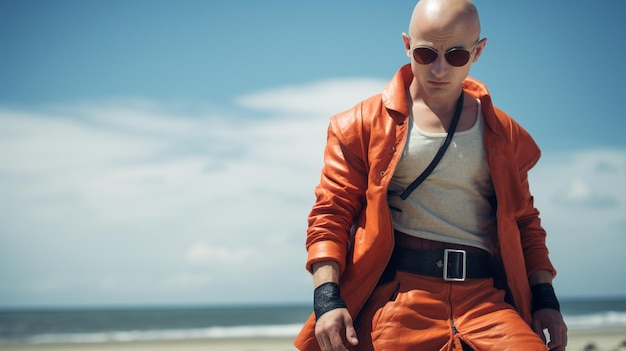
left=237, top=78, right=386, bottom=117
left=553, top=178, right=619, bottom=208
left=0, top=78, right=379, bottom=306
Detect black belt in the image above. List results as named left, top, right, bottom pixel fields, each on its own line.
left=391, top=246, right=492, bottom=281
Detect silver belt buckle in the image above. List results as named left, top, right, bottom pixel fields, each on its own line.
left=443, top=249, right=466, bottom=281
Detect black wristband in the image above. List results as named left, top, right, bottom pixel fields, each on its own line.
left=531, top=283, right=560, bottom=312
left=314, top=282, right=347, bottom=320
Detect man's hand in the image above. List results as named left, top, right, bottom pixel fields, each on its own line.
left=532, top=308, right=567, bottom=351
left=528, top=271, right=567, bottom=350
left=312, top=262, right=358, bottom=350
left=315, top=308, right=359, bottom=351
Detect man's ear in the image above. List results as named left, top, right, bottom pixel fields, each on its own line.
left=472, top=38, right=488, bottom=62
left=402, top=33, right=412, bottom=59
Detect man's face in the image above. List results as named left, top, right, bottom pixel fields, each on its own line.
left=404, top=34, right=484, bottom=99
left=402, top=9, right=485, bottom=100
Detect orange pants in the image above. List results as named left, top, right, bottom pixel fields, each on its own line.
left=355, top=272, right=548, bottom=351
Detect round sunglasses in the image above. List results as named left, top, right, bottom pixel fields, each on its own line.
left=411, top=39, right=480, bottom=67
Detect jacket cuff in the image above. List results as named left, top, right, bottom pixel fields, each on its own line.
left=525, top=252, right=557, bottom=278
left=306, top=240, right=346, bottom=275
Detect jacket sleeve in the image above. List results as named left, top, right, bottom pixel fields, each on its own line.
left=305, top=106, right=369, bottom=275
left=509, top=117, right=557, bottom=278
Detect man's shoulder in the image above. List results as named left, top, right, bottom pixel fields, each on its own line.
left=489, top=104, right=534, bottom=141
left=329, top=93, right=386, bottom=133
left=332, top=93, right=385, bottom=120
left=330, top=64, right=410, bottom=129
left=486, top=103, right=541, bottom=170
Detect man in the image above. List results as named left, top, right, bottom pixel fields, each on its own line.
left=294, top=0, right=567, bottom=350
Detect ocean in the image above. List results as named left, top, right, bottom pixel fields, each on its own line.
left=1, top=298, right=625, bottom=345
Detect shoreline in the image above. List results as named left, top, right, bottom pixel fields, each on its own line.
left=1, top=328, right=625, bottom=351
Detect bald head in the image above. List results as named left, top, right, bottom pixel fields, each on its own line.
left=408, top=0, right=481, bottom=42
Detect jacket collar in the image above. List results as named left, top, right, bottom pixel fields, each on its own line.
left=381, top=65, right=413, bottom=124
left=463, top=76, right=504, bottom=137
left=382, top=64, right=503, bottom=136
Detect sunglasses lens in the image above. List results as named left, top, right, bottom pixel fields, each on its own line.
left=412, top=47, right=438, bottom=65
left=445, top=49, right=471, bottom=67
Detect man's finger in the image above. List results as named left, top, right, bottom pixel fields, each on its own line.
left=328, top=327, right=348, bottom=351
left=344, top=316, right=359, bottom=346
left=316, top=335, right=331, bottom=351
left=547, top=326, right=567, bottom=351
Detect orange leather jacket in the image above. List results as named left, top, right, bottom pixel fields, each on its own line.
left=295, top=64, right=556, bottom=350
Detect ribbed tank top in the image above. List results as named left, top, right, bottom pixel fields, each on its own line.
left=387, top=99, right=497, bottom=253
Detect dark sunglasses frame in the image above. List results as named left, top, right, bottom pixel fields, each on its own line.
left=411, top=39, right=481, bottom=67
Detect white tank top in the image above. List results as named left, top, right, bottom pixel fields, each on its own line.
left=387, top=99, right=497, bottom=253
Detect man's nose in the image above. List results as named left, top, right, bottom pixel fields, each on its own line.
left=431, top=54, right=448, bottom=78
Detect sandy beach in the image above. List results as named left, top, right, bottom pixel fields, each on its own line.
left=566, top=328, right=626, bottom=351
left=1, top=329, right=625, bottom=351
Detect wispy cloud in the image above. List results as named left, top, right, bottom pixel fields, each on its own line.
left=236, top=78, right=387, bottom=117
left=553, top=178, right=619, bottom=208
left=0, top=79, right=385, bottom=306
left=0, top=79, right=624, bottom=306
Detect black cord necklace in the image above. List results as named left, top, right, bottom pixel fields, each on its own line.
left=399, top=91, right=465, bottom=200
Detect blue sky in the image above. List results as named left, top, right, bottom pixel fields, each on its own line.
left=1, top=0, right=625, bottom=308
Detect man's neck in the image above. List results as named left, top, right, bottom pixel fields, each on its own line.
left=408, top=80, right=463, bottom=117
